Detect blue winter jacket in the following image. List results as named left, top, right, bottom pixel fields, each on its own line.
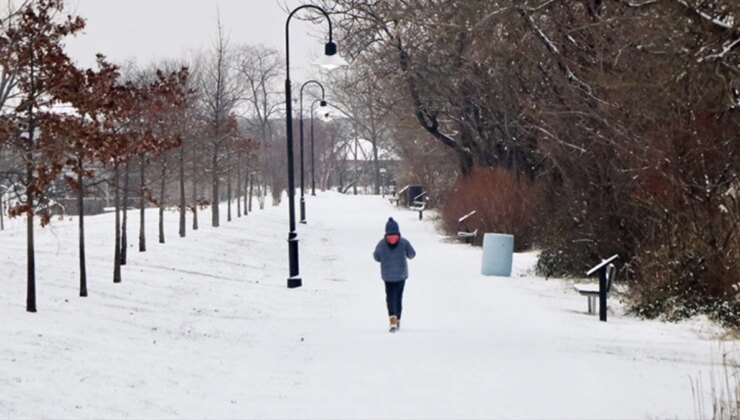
left=373, top=237, right=416, bottom=282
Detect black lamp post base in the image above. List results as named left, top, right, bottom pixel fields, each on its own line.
left=300, top=220, right=307, bottom=224
left=287, top=233, right=300, bottom=288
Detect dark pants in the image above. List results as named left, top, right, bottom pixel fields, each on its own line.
left=384, top=280, right=406, bottom=319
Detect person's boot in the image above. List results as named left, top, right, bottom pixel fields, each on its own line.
left=389, top=315, right=398, bottom=333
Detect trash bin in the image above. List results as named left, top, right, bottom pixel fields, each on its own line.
left=481, top=233, right=514, bottom=276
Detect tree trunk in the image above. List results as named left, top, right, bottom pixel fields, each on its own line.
left=245, top=173, right=254, bottom=212
left=244, top=167, right=252, bottom=215
left=25, top=152, right=36, bottom=312
left=211, top=143, right=219, bottom=227
left=77, top=156, right=87, bottom=297
left=352, top=137, right=358, bottom=196
left=256, top=180, right=264, bottom=210
left=370, top=130, right=380, bottom=195
left=236, top=154, right=242, bottom=218
left=227, top=166, right=232, bottom=222
left=24, top=48, right=37, bottom=313
left=179, top=146, right=186, bottom=238
left=121, top=161, right=130, bottom=265
left=138, top=155, right=146, bottom=252
left=113, top=164, right=122, bottom=283
left=159, top=158, right=166, bottom=244
left=0, top=191, right=5, bottom=231
left=192, top=146, right=198, bottom=231
left=397, top=39, right=474, bottom=176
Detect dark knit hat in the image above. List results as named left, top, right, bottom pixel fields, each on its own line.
left=385, top=217, right=400, bottom=235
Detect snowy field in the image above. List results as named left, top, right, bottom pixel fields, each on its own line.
left=0, top=191, right=737, bottom=419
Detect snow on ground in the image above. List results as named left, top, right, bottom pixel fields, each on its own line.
left=0, top=191, right=737, bottom=419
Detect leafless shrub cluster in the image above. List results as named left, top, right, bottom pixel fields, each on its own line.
left=440, top=167, right=539, bottom=251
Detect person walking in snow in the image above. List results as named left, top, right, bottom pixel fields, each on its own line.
left=373, top=217, right=416, bottom=333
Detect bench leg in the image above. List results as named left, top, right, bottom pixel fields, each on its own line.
left=588, top=296, right=597, bottom=314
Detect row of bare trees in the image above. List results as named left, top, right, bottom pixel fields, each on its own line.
left=321, top=0, right=740, bottom=325
left=0, top=0, right=204, bottom=311
left=0, top=1, right=344, bottom=312
left=0, top=0, right=365, bottom=313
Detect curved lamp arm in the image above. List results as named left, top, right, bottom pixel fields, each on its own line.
left=285, top=5, right=334, bottom=80
left=299, top=80, right=326, bottom=122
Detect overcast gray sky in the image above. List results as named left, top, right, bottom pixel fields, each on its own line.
left=64, top=0, right=326, bottom=80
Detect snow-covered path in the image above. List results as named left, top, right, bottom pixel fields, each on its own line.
left=0, top=192, right=735, bottom=418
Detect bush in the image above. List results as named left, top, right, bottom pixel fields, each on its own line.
left=535, top=246, right=591, bottom=278
left=629, top=223, right=740, bottom=328
left=439, top=167, right=539, bottom=251
left=532, top=175, right=637, bottom=278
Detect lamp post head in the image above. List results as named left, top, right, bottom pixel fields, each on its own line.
left=325, top=41, right=337, bottom=56
left=316, top=100, right=331, bottom=121
left=315, top=41, right=348, bottom=70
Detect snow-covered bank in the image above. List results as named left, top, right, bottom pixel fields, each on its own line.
left=0, top=192, right=737, bottom=418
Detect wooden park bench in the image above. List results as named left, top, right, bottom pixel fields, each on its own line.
left=573, top=254, right=619, bottom=321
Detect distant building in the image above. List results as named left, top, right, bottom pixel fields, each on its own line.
left=334, top=137, right=399, bottom=195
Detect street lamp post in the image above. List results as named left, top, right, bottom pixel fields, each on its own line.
left=299, top=80, right=325, bottom=224
left=310, top=98, right=329, bottom=196
left=284, top=5, right=346, bottom=288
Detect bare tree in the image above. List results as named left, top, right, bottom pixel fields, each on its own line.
left=235, top=44, right=285, bottom=205
left=196, top=15, right=242, bottom=227
left=324, top=67, right=399, bottom=194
